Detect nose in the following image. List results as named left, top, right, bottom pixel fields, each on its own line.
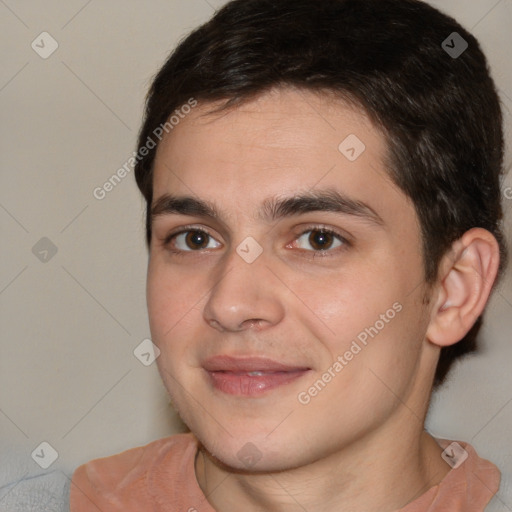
left=202, top=247, right=285, bottom=333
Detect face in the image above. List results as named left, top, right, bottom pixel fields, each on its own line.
left=147, top=88, right=433, bottom=471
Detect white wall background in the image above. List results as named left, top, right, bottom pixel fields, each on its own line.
left=0, top=0, right=511, bottom=508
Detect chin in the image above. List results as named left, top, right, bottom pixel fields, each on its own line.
left=194, top=424, right=315, bottom=473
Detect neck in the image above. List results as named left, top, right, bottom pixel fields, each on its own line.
left=195, top=414, right=450, bottom=512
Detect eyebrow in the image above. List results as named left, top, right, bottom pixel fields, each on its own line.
left=150, top=189, right=384, bottom=227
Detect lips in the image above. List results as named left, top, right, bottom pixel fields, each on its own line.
left=203, top=355, right=311, bottom=396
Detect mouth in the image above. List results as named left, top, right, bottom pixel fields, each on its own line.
left=202, top=355, right=311, bottom=396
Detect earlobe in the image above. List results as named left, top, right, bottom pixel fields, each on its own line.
left=426, top=228, right=500, bottom=348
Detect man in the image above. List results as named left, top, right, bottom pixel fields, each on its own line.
left=71, top=0, right=508, bottom=510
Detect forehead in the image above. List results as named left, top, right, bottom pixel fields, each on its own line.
left=152, top=87, right=409, bottom=223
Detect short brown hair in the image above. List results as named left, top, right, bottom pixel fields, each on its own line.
left=134, top=0, right=508, bottom=387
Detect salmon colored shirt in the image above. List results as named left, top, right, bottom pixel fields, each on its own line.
left=70, top=433, right=500, bottom=511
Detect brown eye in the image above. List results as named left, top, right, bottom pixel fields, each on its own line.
left=185, top=231, right=209, bottom=249
left=171, top=230, right=221, bottom=252
left=295, top=229, right=345, bottom=252
left=308, top=230, right=335, bottom=250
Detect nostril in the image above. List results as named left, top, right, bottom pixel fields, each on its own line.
left=242, top=319, right=265, bottom=330
left=207, top=318, right=225, bottom=331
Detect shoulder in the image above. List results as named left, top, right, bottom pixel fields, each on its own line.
left=0, top=445, right=71, bottom=512
left=72, top=432, right=197, bottom=487
left=435, top=438, right=501, bottom=510
left=0, top=471, right=71, bottom=512
left=70, top=433, right=198, bottom=509
left=436, top=438, right=500, bottom=489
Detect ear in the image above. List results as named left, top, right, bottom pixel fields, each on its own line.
left=426, top=228, right=500, bottom=347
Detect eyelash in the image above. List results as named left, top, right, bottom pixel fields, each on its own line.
left=162, top=224, right=351, bottom=259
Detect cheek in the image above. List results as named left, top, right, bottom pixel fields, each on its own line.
left=147, top=263, right=204, bottom=404
left=291, top=257, right=426, bottom=390
left=289, top=263, right=401, bottom=351
left=342, top=291, right=429, bottom=397
left=148, top=256, right=193, bottom=316
left=299, top=299, right=426, bottom=433
left=146, top=259, right=205, bottom=352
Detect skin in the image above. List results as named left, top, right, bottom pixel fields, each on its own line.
left=147, top=87, right=500, bottom=512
